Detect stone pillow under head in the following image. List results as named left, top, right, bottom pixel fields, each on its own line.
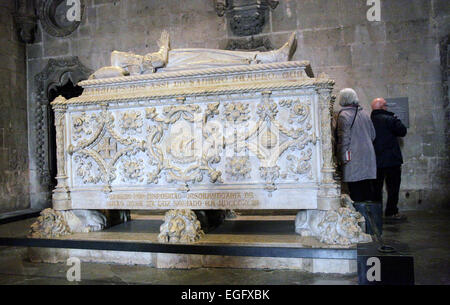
left=89, top=66, right=129, bottom=79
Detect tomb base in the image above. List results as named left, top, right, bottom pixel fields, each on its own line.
left=26, top=215, right=358, bottom=274
left=28, top=247, right=356, bottom=274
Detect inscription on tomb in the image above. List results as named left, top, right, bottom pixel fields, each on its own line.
left=84, top=70, right=306, bottom=95
left=106, top=192, right=260, bottom=209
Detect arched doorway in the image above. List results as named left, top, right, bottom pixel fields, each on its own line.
left=33, top=57, right=92, bottom=205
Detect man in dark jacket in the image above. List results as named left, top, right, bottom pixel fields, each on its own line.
left=371, top=98, right=407, bottom=220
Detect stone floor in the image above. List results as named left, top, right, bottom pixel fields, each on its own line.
left=0, top=209, right=448, bottom=285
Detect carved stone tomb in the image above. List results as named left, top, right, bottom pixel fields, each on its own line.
left=49, top=60, right=370, bottom=245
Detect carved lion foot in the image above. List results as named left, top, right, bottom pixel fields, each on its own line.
left=295, top=195, right=372, bottom=245
left=158, top=209, right=205, bottom=243
left=29, top=209, right=129, bottom=238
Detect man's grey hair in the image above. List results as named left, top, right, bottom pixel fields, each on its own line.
left=337, top=88, right=359, bottom=106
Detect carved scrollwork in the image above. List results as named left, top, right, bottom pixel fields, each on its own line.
left=70, top=110, right=145, bottom=189
left=286, top=148, right=313, bottom=180
left=144, top=103, right=223, bottom=187
left=259, top=165, right=280, bottom=193
left=73, top=154, right=102, bottom=184
left=72, top=112, right=98, bottom=141
left=251, top=94, right=315, bottom=192
left=68, top=92, right=319, bottom=194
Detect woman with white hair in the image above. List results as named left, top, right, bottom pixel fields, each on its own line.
left=336, top=88, right=377, bottom=202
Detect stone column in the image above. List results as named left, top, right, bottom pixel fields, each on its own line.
left=316, top=86, right=340, bottom=210
left=52, top=96, right=71, bottom=210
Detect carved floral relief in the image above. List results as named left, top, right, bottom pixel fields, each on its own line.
left=223, top=102, right=250, bottom=123
left=121, top=157, right=145, bottom=183
left=144, top=103, right=223, bottom=187
left=69, top=110, right=145, bottom=189
left=226, top=156, right=252, bottom=180
left=72, top=112, right=98, bottom=141
left=120, top=111, right=143, bottom=135
left=68, top=95, right=317, bottom=193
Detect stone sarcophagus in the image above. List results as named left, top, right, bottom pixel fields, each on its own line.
left=51, top=61, right=341, bottom=212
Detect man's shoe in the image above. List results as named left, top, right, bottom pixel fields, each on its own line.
left=385, top=213, right=407, bottom=221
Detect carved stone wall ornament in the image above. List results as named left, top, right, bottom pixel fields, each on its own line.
left=215, top=0, right=279, bottom=36
left=72, top=112, right=97, bottom=141
left=13, top=0, right=38, bottom=43
left=37, top=0, right=85, bottom=37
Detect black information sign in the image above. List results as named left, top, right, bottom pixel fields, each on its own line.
left=386, top=97, right=409, bottom=128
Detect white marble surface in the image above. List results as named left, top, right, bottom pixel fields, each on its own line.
left=51, top=62, right=340, bottom=212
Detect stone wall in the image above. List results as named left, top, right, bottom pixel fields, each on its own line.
left=26, top=0, right=450, bottom=210
left=0, top=0, right=30, bottom=213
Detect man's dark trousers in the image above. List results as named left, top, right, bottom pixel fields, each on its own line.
left=373, top=166, right=402, bottom=216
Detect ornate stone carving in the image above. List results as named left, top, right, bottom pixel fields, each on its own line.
left=13, top=0, right=38, bottom=43
left=259, top=165, right=280, bottom=193
left=29, top=208, right=71, bottom=238
left=54, top=103, right=67, bottom=180
left=252, top=93, right=315, bottom=193
left=295, top=196, right=372, bottom=245
left=121, top=158, right=145, bottom=183
left=37, top=0, right=85, bottom=37
left=52, top=99, right=71, bottom=210
left=286, top=148, right=313, bottom=180
left=225, top=36, right=274, bottom=52
left=223, top=102, right=250, bottom=123
left=120, top=111, right=143, bottom=135
left=51, top=60, right=342, bottom=215
left=317, top=87, right=336, bottom=185
left=158, top=209, right=204, bottom=243
left=226, top=156, right=251, bottom=180
left=145, top=104, right=223, bottom=187
left=33, top=57, right=92, bottom=205
left=73, top=154, right=102, bottom=184
left=68, top=109, right=146, bottom=190
left=29, top=208, right=107, bottom=238
left=90, top=31, right=296, bottom=78
left=72, top=112, right=97, bottom=141
left=215, top=0, right=279, bottom=36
